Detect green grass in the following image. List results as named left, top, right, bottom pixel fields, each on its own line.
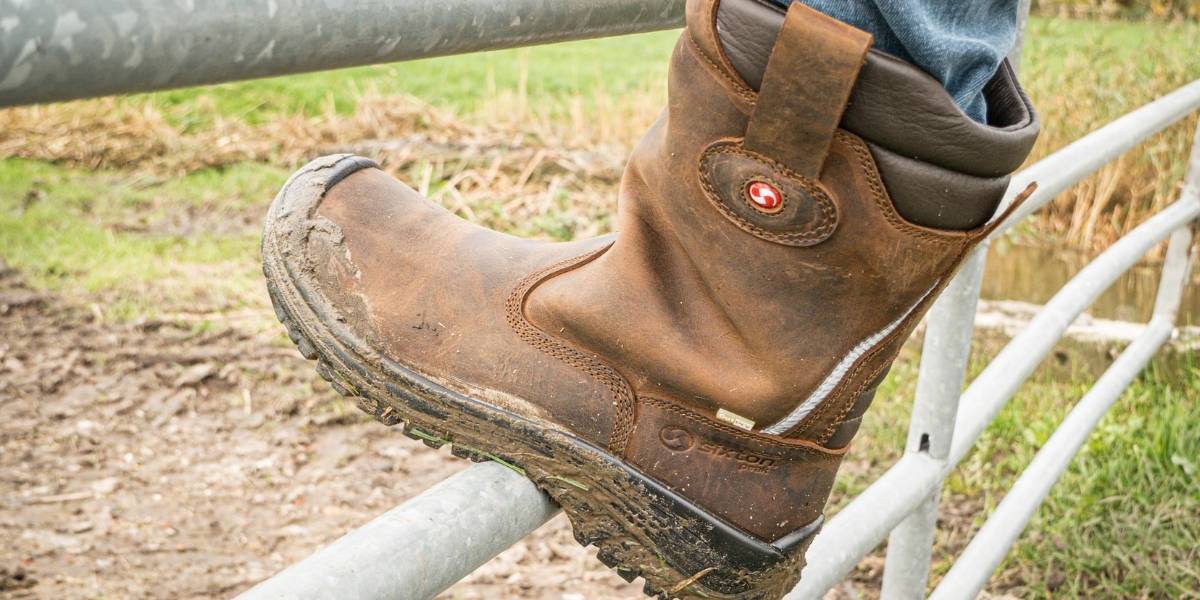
left=946, top=347, right=1199, bottom=597
left=139, top=31, right=676, bottom=129
left=1021, top=15, right=1200, bottom=154
left=4, top=15, right=1198, bottom=313
left=79, top=17, right=1200, bottom=133
left=0, top=158, right=279, bottom=320
left=835, top=340, right=1200, bottom=598
left=1019, top=16, right=1200, bottom=246
left=4, top=16, right=1198, bottom=297
left=0, top=31, right=682, bottom=303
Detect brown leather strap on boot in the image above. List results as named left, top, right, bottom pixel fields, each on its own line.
left=263, top=0, right=1041, bottom=595
left=744, top=3, right=872, bottom=179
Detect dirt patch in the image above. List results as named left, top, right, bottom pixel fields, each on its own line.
left=0, top=254, right=1010, bottom=599
left=0, top=259, right=649, bottom=599
left=1, top=95, right=630, bottom=244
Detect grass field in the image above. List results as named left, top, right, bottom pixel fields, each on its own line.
left=1, top=14, right=1198, bottom=599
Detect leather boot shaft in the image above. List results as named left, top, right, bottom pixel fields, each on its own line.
left=261, top=0, right=1040, bottom=594
left=525, top=0, right=1039, bottom=538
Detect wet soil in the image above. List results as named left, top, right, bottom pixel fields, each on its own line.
left=0, top=253, right=1019, bottom=600
left=0, top=259, right=652, bottom=600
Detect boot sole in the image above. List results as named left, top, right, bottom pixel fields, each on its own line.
left=260, top=155, right=820, bottom=599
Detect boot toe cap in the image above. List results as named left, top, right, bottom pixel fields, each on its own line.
left=261, top=154, right=624, bottom=446
left=263, top=153, right=379, bottom=249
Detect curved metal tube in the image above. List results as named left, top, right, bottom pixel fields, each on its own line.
left=0, top=0, right=685, bottom=107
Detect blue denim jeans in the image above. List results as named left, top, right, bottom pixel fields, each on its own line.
left=771, top=0, right=1019, bottom=123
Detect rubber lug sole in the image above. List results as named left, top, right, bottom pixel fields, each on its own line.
left=260, top=155, right=822, bottom=599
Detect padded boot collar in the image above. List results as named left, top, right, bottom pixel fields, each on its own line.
left=712, top=0, right=1039, bottom=178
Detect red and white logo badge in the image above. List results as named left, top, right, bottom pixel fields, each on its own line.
left=745, top=180, right=782, bottom=212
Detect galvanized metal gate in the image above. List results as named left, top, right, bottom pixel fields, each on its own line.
left=4, top=1, right=1197, bottom=598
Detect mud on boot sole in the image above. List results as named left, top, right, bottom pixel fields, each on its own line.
left=260, top=155, right=822, bottom=599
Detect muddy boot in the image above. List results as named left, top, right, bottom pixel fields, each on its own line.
left=261, top=0, right=1038, bottom=597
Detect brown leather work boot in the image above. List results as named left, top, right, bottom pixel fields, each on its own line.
left=261, top=0, right=1038, bottom=597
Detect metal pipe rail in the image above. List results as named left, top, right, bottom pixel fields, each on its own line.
left=930, top=226, right=1196, bottom=599
left=0, top=0, right=686, bottom=108
left=878, top=3, right=1034, bottom=585
left=241, top=462, right=560, bottom=600
left=789, top=88, right=1200, bottom=599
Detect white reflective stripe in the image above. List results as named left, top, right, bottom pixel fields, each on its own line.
left=761, top=283, right=940, bottom=436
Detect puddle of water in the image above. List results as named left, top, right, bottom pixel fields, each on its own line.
left=982, top=242, right=1200, bottom=326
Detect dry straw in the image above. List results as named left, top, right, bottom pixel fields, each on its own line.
left=1, top=38, right=1197, bottom=252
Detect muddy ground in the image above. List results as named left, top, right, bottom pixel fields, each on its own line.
left=0, top=258, right=753, bottom=600
left=0, top=253, right=1088, bottom=600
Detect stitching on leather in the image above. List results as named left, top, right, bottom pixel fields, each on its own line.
left=789, top=305, right=911, bottom=441
left=790, top=260, right=964, bottom=442
left=699, top=142, right=838, bottom=246
left=836, top=130, right=962, bottom=246
left=812, top=245, right=972, bottom=441
left=813, top=354, right=892, bottom=444
left=637, top=396, right=844, bottom=459
left=779, top=134, right=977, bottom=441
left=685, top=29, right=757, bottom=106
left=972, top=181, right=1038, bottom=242
left=795, top=295, right=924, bottom=441
left=504, top=246, right=638, bottom=456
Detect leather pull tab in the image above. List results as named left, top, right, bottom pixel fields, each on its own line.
left=744, top=3, right=872, bottom=179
